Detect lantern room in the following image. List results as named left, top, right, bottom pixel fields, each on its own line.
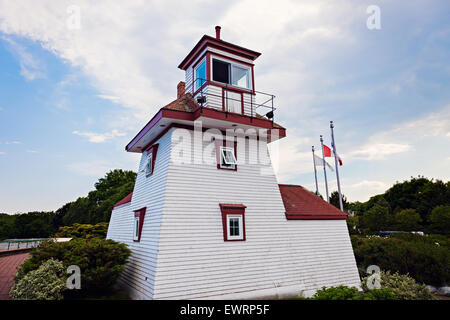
left=178, top=26, right=274, bottom=120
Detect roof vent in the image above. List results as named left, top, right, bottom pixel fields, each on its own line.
left=215, top=26, right=221, bottom=40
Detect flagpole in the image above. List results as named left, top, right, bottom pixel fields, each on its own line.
left=312, top=146, right=319, bottom=195
left=320, top=135, right=329, bottom=202
left=330, top=121, right=344, bottom=211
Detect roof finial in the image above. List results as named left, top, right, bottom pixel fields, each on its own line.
left=215, top=26, right=221, bottom=40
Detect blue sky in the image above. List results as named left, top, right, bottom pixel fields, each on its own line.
left=0, top=0, right=449, bottom=213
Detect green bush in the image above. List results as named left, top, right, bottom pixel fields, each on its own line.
left=310, top=285, right=396, bottom=300
left=16, top=238, right=131, bottom=294
left=351, top=234, right=450, bottom=286
left=10, top=258, right=66, bottom=300
left=55, top=222, right=109, bottom=239
left=361, top=271, right=435, bottom=300
left=429, top=205, right=450, bottom=234
left=312, top=286, right=360, bottom=300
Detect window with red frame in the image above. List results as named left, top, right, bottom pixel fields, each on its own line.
left=220, top=204, right=246, bottom=241
left=133, top=207, right=146, bottom=242
left=144, top=144, right=159, bottom=176
left=215, top=138, right=237, bottom=170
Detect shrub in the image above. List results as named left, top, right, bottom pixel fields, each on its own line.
left=55, top=222, right=109, bottom=239
left=310, top=285, right=396, bottom=300
left=429, top=206, right=450, bottom=234
left=312, top=286, right=360, bottom=300
left=16, top=238, right=131, bottom=294
left=351, top=234, right=450, bottom=286
left=10, top=258, right=66, bottom=300
left=362, top=271, right=435, bottom=300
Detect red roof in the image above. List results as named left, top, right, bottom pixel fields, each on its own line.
left=113, top=192, right=133, bottom=208
left=279, top=184, right=347, bottom=220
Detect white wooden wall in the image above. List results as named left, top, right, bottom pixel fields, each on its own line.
left=151, top=128, right=360, bottom=299
left=108, top=127, right=361, bottom=300
left=107, top=130, right=173, bottom=300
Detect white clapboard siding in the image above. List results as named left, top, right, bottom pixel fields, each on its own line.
left=108, top=127, right=360, bottom=299
left=107, top=130, right=173, bottom=300
left=149, top=128, right=360, bottom=299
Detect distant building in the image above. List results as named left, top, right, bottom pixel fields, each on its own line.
left=107, top=27, right=360, bottom=299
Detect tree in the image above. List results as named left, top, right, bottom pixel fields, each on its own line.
left=329, top=191, right=349, bottom=211
left=360, top=204, right=390, bottom=233
left=62, top=169, right=136, bottom=225
left=429, top=205, right=450, bottom=234
left=393, top=209, right=422, bottom=231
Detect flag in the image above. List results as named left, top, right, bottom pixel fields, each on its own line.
left=323, top=144, right=332, bottom=157
left=331, top=141, right=343, bottom=166
left=337, top=155, right=343, bottom=166
left=314, top=155, right=334, bottom=171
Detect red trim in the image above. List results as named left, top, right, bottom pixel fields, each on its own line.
left=113, top=192, right=133, bottom=208
left=219, top=204, right=246, bottom=241
left=192, top=53, right=208, bottom=94
left=178, top=35, right=261, bottom=70
left=251, top=66, right=255, bottom=93
left=221, top=88, right=245, bottom=114
left=126, top=110, right=162, bottom=151
left=215, top=137, right=237, bottom=171
left=143, top=143, right=159, bottom=175
left=133, top=207, right=146, bottom=242
left=127, top=107, right=286, bottom=152
left=210, top=52, right=254, bottom=67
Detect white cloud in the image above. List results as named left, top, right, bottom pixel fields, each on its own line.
left=97, top=95, right=121, bottom=103
left=1, top=36, right=45, bottom=80
left=0, top=151, right=5, bottom=155
left=349, top=143, right=413, bottom=160
left=25, top=150, right=39, bottom=153
left=72, top=129, right=126, bottom=143
left=5, top=140, right=21, bottom=145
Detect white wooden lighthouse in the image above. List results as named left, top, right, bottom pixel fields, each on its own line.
left=107, top=27, right=361, bottom=300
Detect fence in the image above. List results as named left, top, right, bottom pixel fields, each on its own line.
left=0, top=239, right=48, bottom=251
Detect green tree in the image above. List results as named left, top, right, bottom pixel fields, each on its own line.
left=329, top=191, right=349, bottom=211
left=360, top=204, right=390, bottom=233
left=62, top=169, right=136, bottom=225
left=13, top=212, right=55, bottom=238
left=394, top=209, right=422, bottom=231
left=429, top=205, right=450, bottom=234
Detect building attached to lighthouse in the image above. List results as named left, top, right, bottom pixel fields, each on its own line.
left=106, top=27, right=360, bottom=300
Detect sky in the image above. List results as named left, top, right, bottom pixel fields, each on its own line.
left=0, top=0, right=449, bottom=213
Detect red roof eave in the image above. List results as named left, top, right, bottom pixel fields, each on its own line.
left=126, top=107, right=286, bottom=152
left=178, top=35, right=261, bottom=70
left=113, top=192, right=133, bottom=209
left=279, top=184, right=348, bottom=220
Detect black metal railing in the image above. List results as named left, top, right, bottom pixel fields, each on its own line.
left=187, top=78, right=277, bottom=126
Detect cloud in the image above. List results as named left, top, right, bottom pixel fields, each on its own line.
left=25, top=150, right=39, bottom=153
left=1, top=36, right=45, bottom=80
left=0, top=152, right=5, bottom=155
left=349, top=143, right=413, bottom=160
left=5, top=140, right=21, bottom=145
left=97, top=94, right=121, bottom=103
left=72, top=129, right=126, bottom=143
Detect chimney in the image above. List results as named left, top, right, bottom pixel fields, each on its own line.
left=215, top=26, right=221, bottom=40
left=177, top=81, right=185, bottom=98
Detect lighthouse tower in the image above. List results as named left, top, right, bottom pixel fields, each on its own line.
left=107, top=27, right=360, bottom=300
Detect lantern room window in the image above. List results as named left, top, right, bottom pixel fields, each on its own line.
left=212, top=58, right=251, bottom=90
left=195, top=59, right=206, bottom=90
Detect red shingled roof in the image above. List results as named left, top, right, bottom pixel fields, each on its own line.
left=279, top=184, right=347, bottom=220
left=113, top=192, right=133, bottom=208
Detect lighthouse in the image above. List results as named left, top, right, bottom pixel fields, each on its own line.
left=107, top=27, right=360, bottom=300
